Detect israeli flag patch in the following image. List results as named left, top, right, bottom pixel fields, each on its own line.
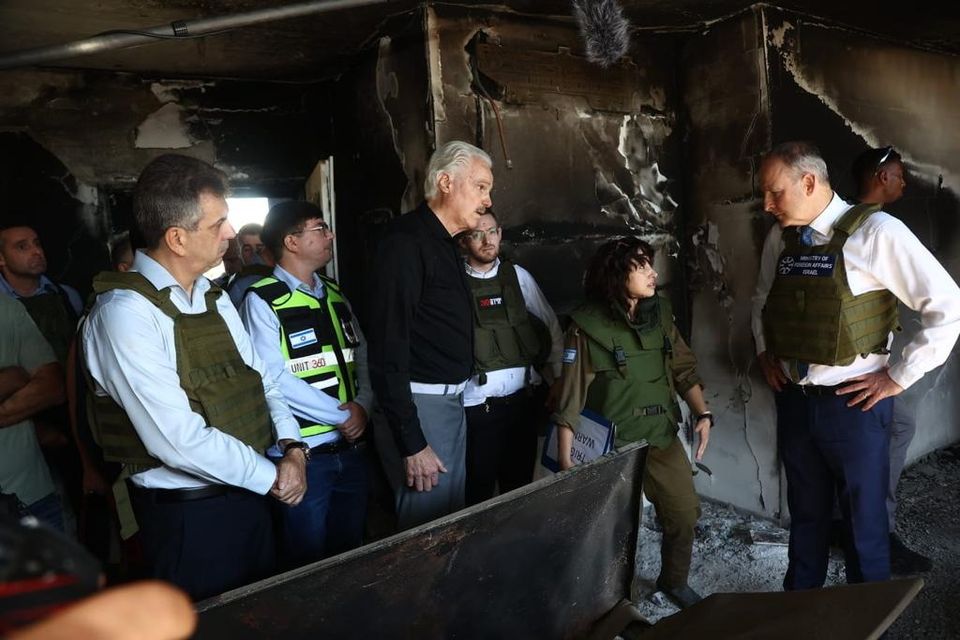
left=289, top=328, right=319, bottom=349
left=563, top=348, right=577, bottom=364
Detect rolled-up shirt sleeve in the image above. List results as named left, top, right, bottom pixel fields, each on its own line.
left=367, top=233, right=428, bottom=456
left=666, top=319, right=703, bottom=395
left=551, top=324, right=594, bottom=432
left=83, top=293, right=278, bottom=495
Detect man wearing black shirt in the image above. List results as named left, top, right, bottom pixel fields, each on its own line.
left=368, top=141, right=493, bottom=529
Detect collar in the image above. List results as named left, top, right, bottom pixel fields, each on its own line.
left=273, top=264, right=325, bottom=298
left=418, top=202, right=456, bottom=241
left=807, top=192, right=852, bottom=238
left=132, top=250, right=211, bottom=299
left=464, top=257, right=500, bottom=279
left=0, top=273, right=59, bottom=299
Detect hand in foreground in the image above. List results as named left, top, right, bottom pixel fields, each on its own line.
left=337, top=401, right=368, bottom=442
left=404, top=445, right=447, bottom=492
left=694, top=415, right=712, bottom=461
left=757, top=351, right=789, bottom=392
left=837, top=369, right=903, bottom=411
left=271, top=449, right=307, bottom=505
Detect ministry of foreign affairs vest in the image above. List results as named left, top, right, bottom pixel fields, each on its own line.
left=84, top=271, right=273, bottom=471
left=571, top=296, right=680, bottom=450
left=467, top=261, right=551, bottom=382
left=762, top=203, right=900, bottom=367
left=248, top=274, right=359, bottom=438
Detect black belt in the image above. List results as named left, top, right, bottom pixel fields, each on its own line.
left=310, top=439, right=367, bottom=456
left=129, top=483, right=247, bottom=504
left=785, top=383, right=844, bottom=397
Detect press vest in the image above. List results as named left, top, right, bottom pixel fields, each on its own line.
left=248, top=275, right=359, bottom=438
left=17, top=285, right=77, bottom=365
left=762, top=203, right=900, bottom=367
left=467, top=261, right=551, bottom=381
left=84, top=271, right=274, bottom=471
left=571, top=297, right=680, bottom=450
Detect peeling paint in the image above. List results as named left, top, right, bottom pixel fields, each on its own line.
left=135, top=103, right=194, bottom=149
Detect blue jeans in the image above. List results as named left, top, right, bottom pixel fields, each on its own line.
left=274, top=444, right=369, bottom=568
left=777, top=386, right=892, bottom=590
left=26, top=492, right=65, bottom=533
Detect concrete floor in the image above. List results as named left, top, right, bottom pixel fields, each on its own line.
left=631, top=444, right=960, bottom=638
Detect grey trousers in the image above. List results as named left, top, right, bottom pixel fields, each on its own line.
left=887, top=399, right=917, bottom=531
left=384, top=392, right=467, bottom=531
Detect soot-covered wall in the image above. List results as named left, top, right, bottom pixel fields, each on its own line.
left=0, top=68, right=332, bottom=296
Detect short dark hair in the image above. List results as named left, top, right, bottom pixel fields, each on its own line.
left=262, top=200, right=323, bottom=260
left=109, top=232, right=133, bottom=269
left=584, top=236, right=656, bottom=311
left=851, top=146, right=902, bottom=191
left=133, top=154, right=228, bottom=250
left=237, top=222, right=263, bottom=240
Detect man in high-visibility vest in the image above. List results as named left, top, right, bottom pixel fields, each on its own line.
left=241, top=201, right=372, bottom=568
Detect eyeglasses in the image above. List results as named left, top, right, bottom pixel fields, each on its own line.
left=465, top=226, right=502, bottom=242
left=875, top=146, right=895, bottom=172
left=294, top=222, right=332, bottom=237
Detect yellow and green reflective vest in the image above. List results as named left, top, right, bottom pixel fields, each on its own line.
left=84, top=271, right=273, bottom=471
left=571, top=296, right=680, bottom=450
left=248, top=274, right=359, bottom=438
left=763, top=203, right=900, bottom=367
left=467, top=260, right=551, bottom=381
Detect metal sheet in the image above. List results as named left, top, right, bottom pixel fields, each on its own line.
left=195, top=443, right=647, bottom=640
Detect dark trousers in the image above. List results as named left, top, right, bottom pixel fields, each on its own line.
left=464, top=389, right=539, bottom=506
left=272, top=445, right=369, bottom=569
left=777, top=386, right=892, bottom=590
left=130, top=486, right=275, bottom=601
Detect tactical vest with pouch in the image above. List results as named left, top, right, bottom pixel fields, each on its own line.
left=762, top=203, right=900, bottom=367
left=18, top=286, right=77, bottom=365
left=84, top=271, right=273, bottom=472
left=468, top=260, right=551, bottom=384
left=571, top=296, right=680, bottom=450
left=248, top=274, right=359, bottom=438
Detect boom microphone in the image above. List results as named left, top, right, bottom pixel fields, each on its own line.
left=571, top=0, right=631, bottom=68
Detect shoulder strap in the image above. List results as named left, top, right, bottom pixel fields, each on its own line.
left=92, top=271, right=179, bottom=320
left=248, top=276, right=293, bottom=307
left=318, top=274, right=341, bottom=295
left=830, top=203, right=882, bottom=244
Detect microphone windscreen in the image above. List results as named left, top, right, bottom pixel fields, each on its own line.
left=571, top=0, right=631, bottom=68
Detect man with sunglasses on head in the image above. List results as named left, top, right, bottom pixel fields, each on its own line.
left=849, top=146, right=930, bottom=575
left=241, top=201, right=372, bottom=568
left=457, top=211, right=563, bottom=506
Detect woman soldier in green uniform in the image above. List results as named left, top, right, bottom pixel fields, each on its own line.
left=554, top=236, right=712, bottom=609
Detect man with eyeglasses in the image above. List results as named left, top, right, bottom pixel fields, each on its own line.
left=82, top=154, right=306, bottom=599
left=457, top=211, right=562, bottom=505
left=367, top=140, right=493, bottom=530
left=751, top=141, right=960, bottom=591
left=849, top=146, right=930, bottom=575
left=241, top=201, right=372, bottom=567
left=227, top=222, right=276, bottom=308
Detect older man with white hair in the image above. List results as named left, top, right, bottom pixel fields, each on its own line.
left=367, top=140, right=493, bottom=530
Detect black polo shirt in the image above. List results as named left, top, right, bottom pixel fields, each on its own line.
left=367, top=202, right=473, bottom=456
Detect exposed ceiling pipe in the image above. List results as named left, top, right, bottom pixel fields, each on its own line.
left=0, top=0, right=393, bottom=71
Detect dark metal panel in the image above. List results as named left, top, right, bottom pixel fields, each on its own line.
left=195, top=443, right=647, bottom=640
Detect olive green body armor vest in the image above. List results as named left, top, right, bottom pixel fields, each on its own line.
left=571, top=296, right=680, bottom=450
left=248, top=275, right=359, bottom=438
left=762, top=203, right=900, bottom=367
left=85, top=271, right=273, bottom=471
left=467, top=261, right=551, bottom=382
left=18, top=287, right=77, bottom=365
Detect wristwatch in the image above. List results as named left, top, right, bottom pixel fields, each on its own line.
left=695, top=412, right=715, bottom=428
left=282, top=440, right=311, bottom=461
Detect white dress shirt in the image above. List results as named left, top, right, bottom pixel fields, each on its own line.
left=462, top=258, right=564, bottom=407
left=83, top=251, right=300, bottom=493
left=240, top=265, right=373, bottom=454
left=751, top=193, right=960, bottom=389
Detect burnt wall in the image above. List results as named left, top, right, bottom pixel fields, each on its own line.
left=763, top=6, right=960, bottom=469
left=680, top=9, right=781, bottom=517
left=0, top=68, right=332, bottom=296
left=427, top=5, right=686, bottom=319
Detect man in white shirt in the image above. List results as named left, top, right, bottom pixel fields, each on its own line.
left=751, top=141, right=960, bottom=590
left=458, top=211, right=563, bottom=505
left=82, top=154, right=307, bottom=600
